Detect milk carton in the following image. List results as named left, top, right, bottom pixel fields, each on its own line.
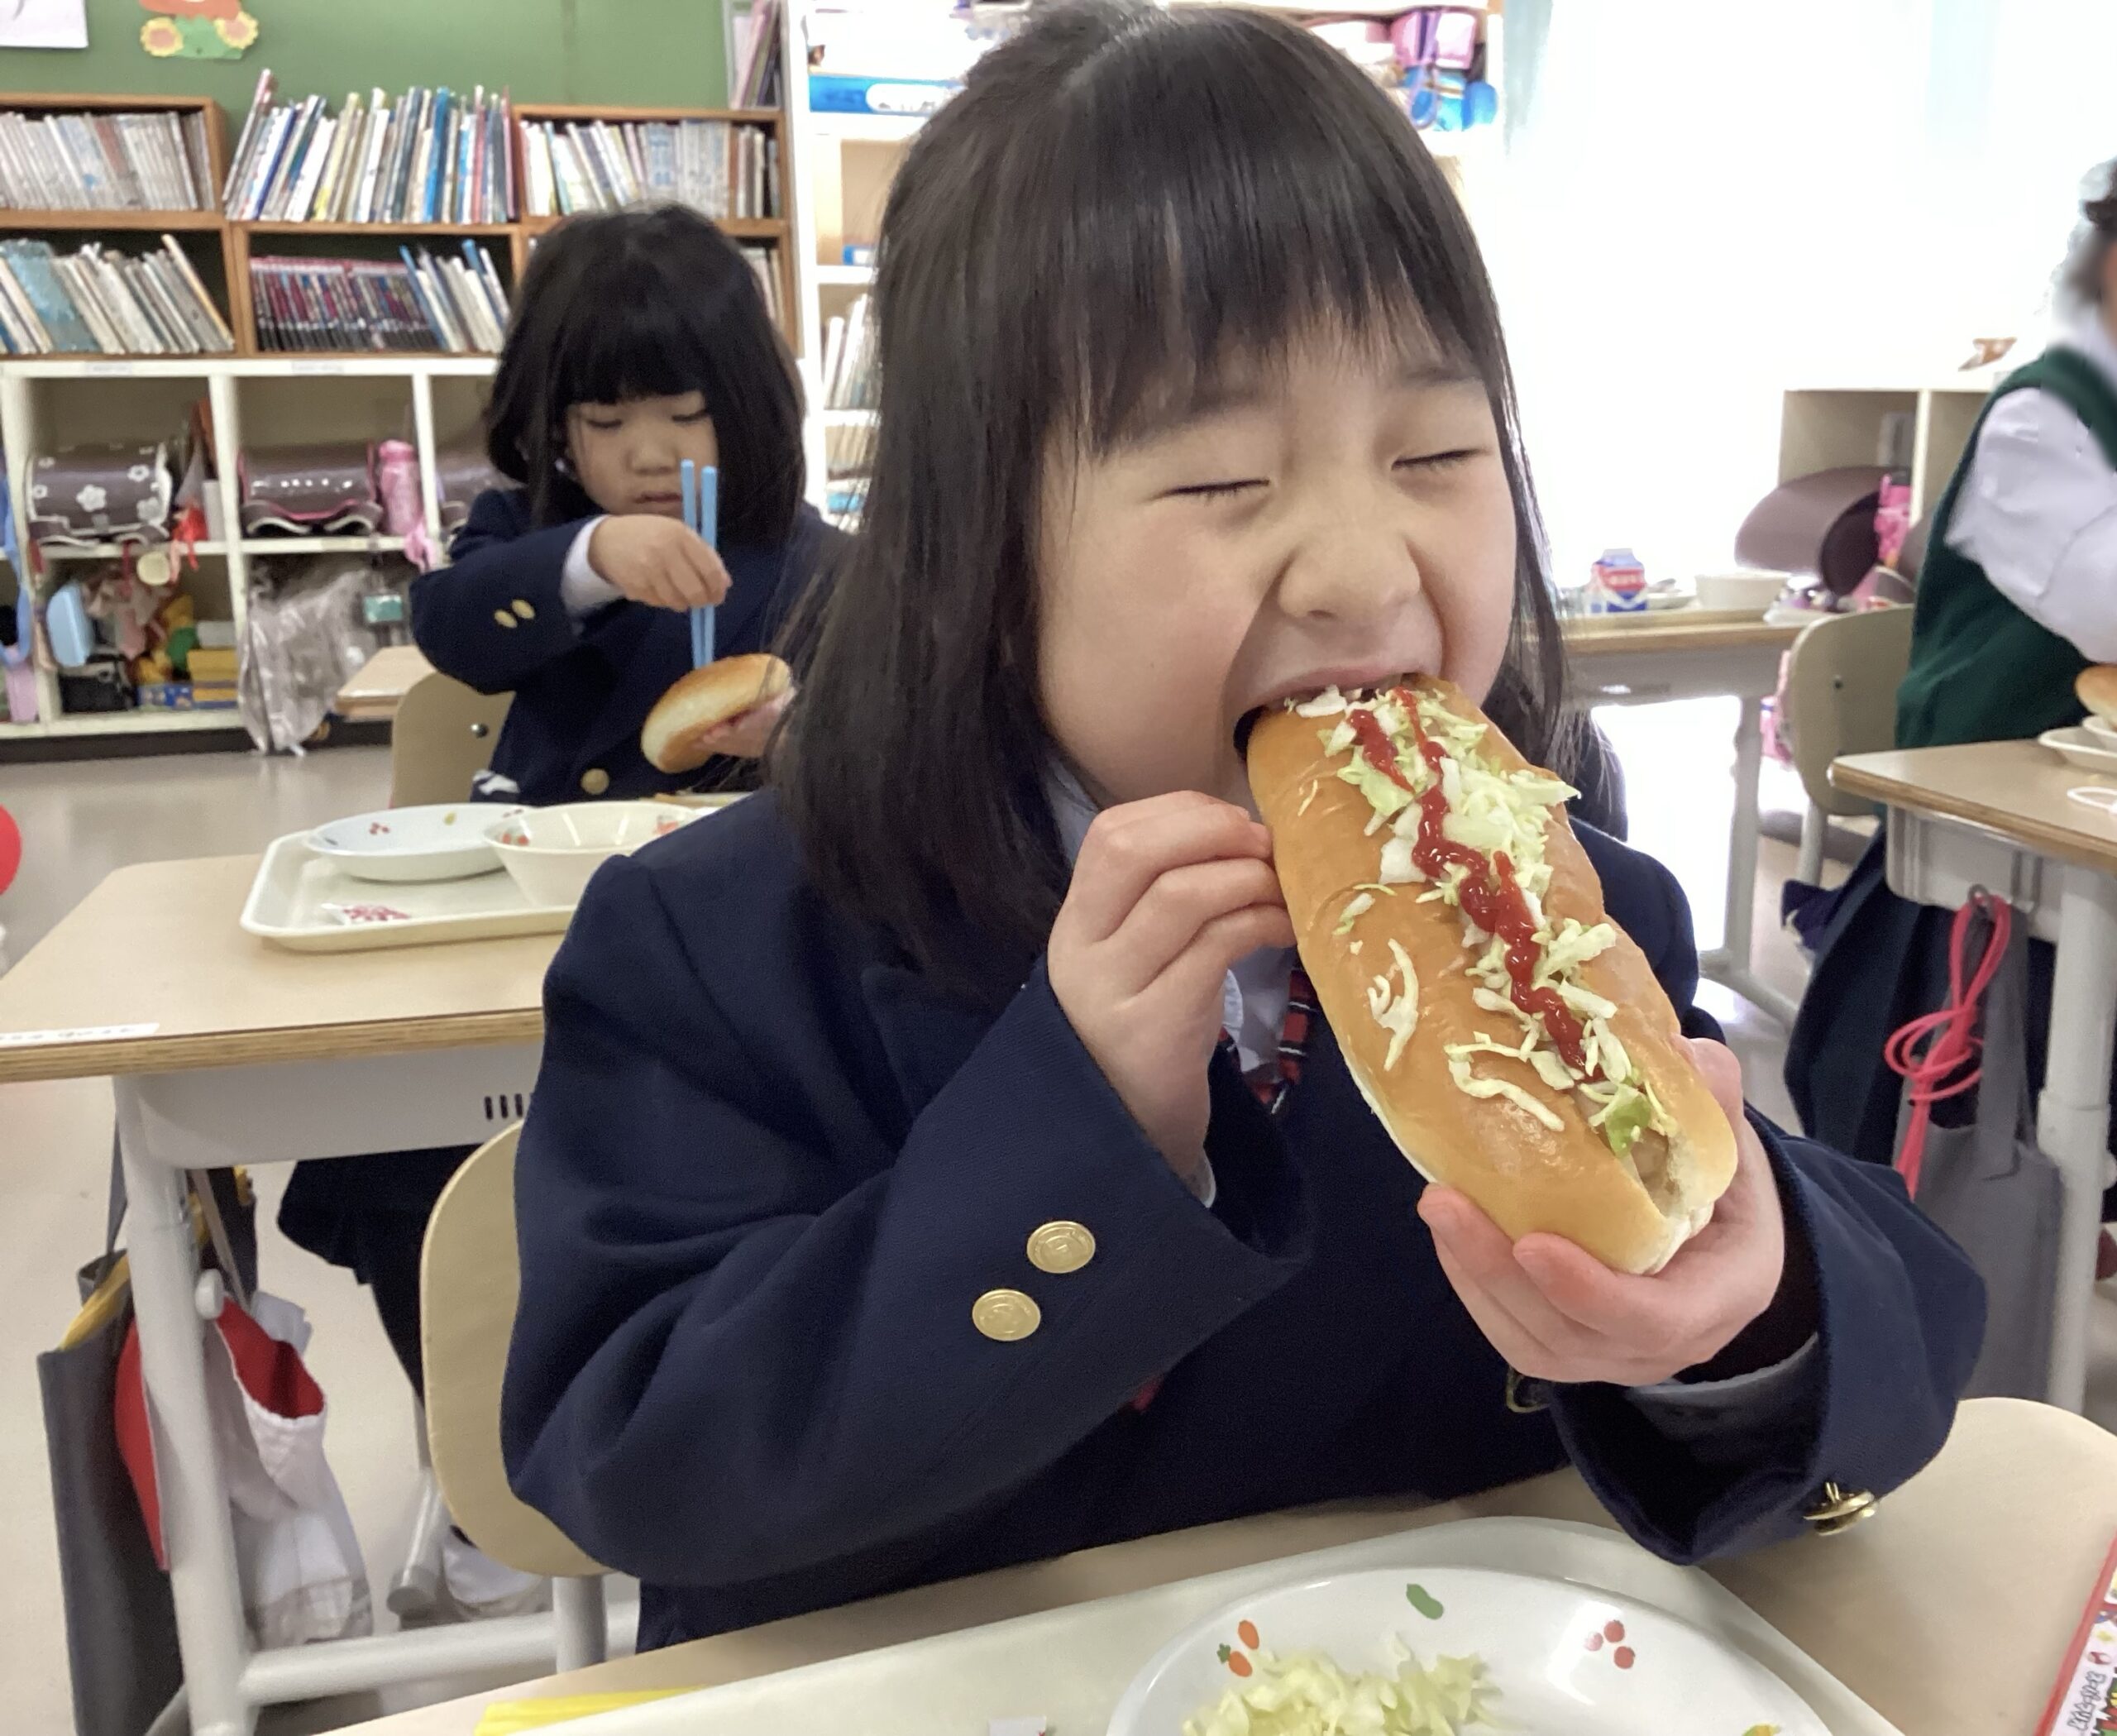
left=1588, top=548, right=1648, bottom=613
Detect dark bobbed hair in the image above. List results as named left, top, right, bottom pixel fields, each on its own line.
left=484, top=204, right=805, bottom=545
left=777, top=0, right=1575, bottom=992
left=2063, top=160, right=2117, bottom=308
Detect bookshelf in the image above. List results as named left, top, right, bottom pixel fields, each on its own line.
left=2, top=89, right=797, bottom=364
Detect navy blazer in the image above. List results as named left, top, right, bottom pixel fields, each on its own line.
left=409, top=490, right=839, bottom=806
left=504, top=796, right=1984, bottom=1650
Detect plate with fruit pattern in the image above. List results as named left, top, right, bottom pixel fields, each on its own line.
left=308, top=803, right=526, bottom=883
left=1111, top=1565, right=1823, bottom=1736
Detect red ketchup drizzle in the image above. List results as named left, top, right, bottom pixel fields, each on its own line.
left=1347, top=707, right=1417, bottom=792
left=1382, top=694, right=1594, bottom=1076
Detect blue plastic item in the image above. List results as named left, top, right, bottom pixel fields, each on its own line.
left=44, top=580, right=95, bottom=668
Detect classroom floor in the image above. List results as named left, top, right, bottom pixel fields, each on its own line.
left=2, top=700, right=2115, bottom=1734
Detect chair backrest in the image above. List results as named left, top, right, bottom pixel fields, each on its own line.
left=389, top=673, right=512, bottom=809
left=420, top=1124, right=605, bottom=1578
left=1783, top=607, right=1917, bottom=817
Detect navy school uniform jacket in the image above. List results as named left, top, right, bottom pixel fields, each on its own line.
left=409, top=488, right=840, bottom=806
left=504, top=795, right=1985, bottom=1651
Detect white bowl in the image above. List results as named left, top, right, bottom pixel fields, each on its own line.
left=2083, top=714, right=2117, bottom=747
left=309, top=803, right=525, bottom=884
left=1693, top=571, right=1789, bottom=615
left=486, top=801, right=699, bottom=908
left=2041, top=726, right=2117, bottom=776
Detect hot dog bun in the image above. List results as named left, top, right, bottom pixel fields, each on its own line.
left=2078, top=665, right=2117, bottom=725
left=1248, top=676, right=1737, bottom=1275
left=641, top=653, right=792, bottom=774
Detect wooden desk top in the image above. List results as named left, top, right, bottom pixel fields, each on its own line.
left=335, top=644, right=434, bottom=721
left=1563, top=612, right=1805, bottom=658
left=0, top=854, right=551, bottom=1085
left=1833, top=739, right=2117, bottom=876
left=347, top=1398, right=2117, bottom=1736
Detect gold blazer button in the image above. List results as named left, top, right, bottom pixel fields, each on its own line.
left=1027, top=1222, right=1096, bottom=1275
left=972, top=1289, right=1041, bottom=1341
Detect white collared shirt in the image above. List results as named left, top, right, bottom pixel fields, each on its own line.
left=1943, top=314, right=2117, bottom=662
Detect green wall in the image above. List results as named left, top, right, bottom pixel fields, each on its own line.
left=0, top=0, right=730, bottom=123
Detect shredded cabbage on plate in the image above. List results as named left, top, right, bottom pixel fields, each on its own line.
left=1183, top=1641, right=1498, bottom=1736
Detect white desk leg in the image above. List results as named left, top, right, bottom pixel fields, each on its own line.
left=116, top=1081, right=254, bottom=1736
left=2037, top=863, right=2117, bottom=1413
left=1699, top=695, right=1799, bottom=1026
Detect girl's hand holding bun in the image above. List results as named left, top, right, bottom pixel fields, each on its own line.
left=1048, top=794, right=1295, bottom=1190
left=1418, top=1037, right=1808, bottom=1389
left=589, top=514, right=733, bottom=613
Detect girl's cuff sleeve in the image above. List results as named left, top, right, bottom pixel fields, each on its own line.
left=1622, top=1336, right=1821, bottom=1466
left=558, top=516, right=620, bottom=620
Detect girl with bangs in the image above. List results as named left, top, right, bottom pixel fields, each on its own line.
left=409, top=203, right=837, bottom=805
left=504, top=1, right=1981, bottom=1649
left=276, top=208, right=837, bottom=1624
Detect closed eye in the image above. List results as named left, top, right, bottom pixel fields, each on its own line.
left=1168, top=479, right=1267, bottom=501
left=1397, top=449, right=1483, bottom=473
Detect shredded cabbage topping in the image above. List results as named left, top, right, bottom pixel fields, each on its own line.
left=1302, top=683, right=1676, bottom=1159
left=1183, top=1642, right=1498, bottom=1736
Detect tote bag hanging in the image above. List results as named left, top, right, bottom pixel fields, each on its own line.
left=36, top=1155, right=253, bottom=1736
left=36, top=1143, right=180, bottom=1736
left=1887, top=894, right=2062, bottom=1399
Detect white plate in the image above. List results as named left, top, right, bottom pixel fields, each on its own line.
left=308, top=803, right=525, bottom=883
left=241, top=831, right=573, bottom=952
left=2040, top=726, right=2117, bottom=776
left=1114, top=1564, right=1823, bottom=1736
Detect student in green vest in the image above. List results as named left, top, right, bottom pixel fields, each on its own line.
left=1788, top=160, right=2117, bottom=1243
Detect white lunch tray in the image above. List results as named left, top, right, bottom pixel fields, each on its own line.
left=240, top=829, right=575, bottom=953
left=552, top=1518, right=1902, bottom=1736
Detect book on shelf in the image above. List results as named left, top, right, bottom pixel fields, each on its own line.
left=735, top=0, right=785, bottom=108
left=820, top=292, right=875, bottom=412
left=519, top=117, right=779, bottom=222
left=0, top=106, right=216, bottom=213
left=0, top=236, right=233, bottom=356
left=224, top=72, right=516, bottom=224
left=739, top=244, right=782, bottom=328
left=251, top=241, right=510, bottom=353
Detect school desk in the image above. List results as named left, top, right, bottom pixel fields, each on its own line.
left=0, top=854, right=557, bottom=1736
left=1833, top=739, right=2117, bottom=1414
left=336, top=644, right=437, bottom=723
left=340, top=1397, right=2114, bottom=1736
left=1565, top=613, right=1807, bottom=1024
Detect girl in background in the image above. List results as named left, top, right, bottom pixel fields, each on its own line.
left=412, top=202, right=838, bottom=802
left=1789, top=161, right=2117, bottom=1246
left=280, top=205, right=839, bottom=1623
left=504, top=1, right=1980, bottom=1651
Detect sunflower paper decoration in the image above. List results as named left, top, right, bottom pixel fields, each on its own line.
left=139, top=0, right=260, bottom=59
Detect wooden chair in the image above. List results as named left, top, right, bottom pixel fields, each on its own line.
left=1782, top=607, right=1917, bottom=884
left=389, top=673, right=512, bottom=809
left=419, top=1124, right=611, bottom=1669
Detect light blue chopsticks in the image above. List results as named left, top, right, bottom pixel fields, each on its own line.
left=681, top=459, right=719, bottom=669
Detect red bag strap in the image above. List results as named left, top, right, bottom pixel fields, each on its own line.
left=1884, top=890, right=2011, bottom=1197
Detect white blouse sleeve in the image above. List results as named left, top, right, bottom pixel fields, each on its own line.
left=1943, top=388, right=2117, bottom=662
left=557, top=516, right=623, bottom=621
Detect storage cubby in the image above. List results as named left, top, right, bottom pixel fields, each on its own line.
left=0, top=353, right=498, bottom=745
